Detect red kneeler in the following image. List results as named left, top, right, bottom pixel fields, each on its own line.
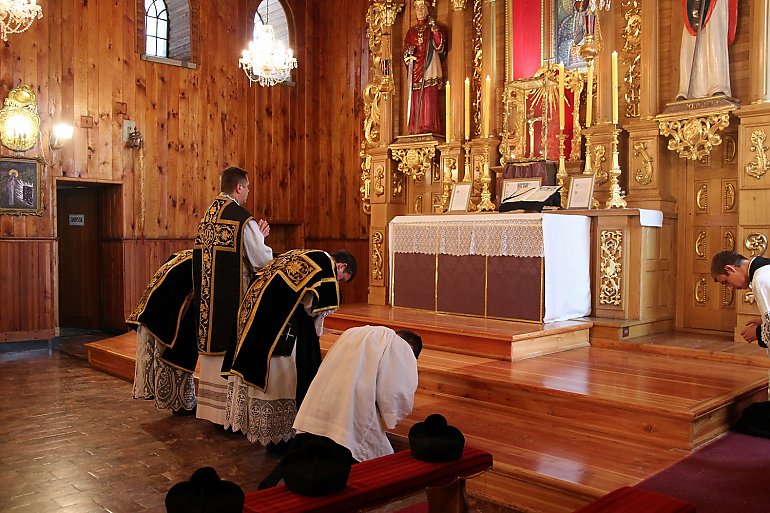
left=243, top=446, right=493, bottom=513
left=573, top=486, right=696, bottom=513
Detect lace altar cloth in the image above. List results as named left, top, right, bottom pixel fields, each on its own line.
left=389, top=213, right=545, bottom=257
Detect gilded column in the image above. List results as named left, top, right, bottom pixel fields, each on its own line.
left=482, top=0, right=496, bottom=136
left=449, top=0, right=468, bottom=143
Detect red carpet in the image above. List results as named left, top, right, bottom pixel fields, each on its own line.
left=394, top=503, right=428, bottom=513
left=637, top=431, right=770, bottom=513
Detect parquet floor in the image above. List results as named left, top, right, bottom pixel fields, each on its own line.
left=0, top=334, right=515, bottom=513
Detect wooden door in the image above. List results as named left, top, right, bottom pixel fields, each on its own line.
left=57, top=186, right=102, bottom=328
left=682, top=153, right=738, bottom=332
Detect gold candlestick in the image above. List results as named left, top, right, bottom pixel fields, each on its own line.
left=556, top=133, right=568, bottom=209
left=441, top=157, right=456, bottom=212
left=477, top=153, right=495, bottom=211
left=581, top=132, right=599, bottom=209
left=606, top=127, right=628, bottom=209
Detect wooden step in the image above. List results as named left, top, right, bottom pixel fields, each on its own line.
left=389, top=393, right=688, bottom=513
left=86, top=331, right=136, bottom=381
left=588, top=317, right=674, bottom=341
left=326, top=304, right=591, bottom=361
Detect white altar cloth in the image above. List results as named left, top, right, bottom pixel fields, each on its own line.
left=389, top=213, right=591, bottom=322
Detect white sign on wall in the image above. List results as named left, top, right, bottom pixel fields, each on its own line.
left=69, top=214, right=85, bottom=226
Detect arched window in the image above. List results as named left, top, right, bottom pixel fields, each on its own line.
left=145, top=0, right=169, bottom=58
left=256, top=0, right=290, bottom=47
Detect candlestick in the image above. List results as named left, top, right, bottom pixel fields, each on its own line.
left=464, top=77, right=470, bottom=141
left=611, top=51, right=618, bottom=125
left=558, top=63, right=565, bottom=131
left=606, top=127, right=627, bottom=209
left=585, top=61, right=594, bottom=128
left=483, top=75, right=491, bottom=137
left=445, top=81, right=451, bottom=143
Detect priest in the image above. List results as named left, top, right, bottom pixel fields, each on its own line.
left=127, top=249, right=198, bottom=414
left=222, top=248, right=356, bottom=449
left=193, top=167, right=273, bottom=425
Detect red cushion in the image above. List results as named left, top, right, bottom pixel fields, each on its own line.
left=573, top=487, right=696, bottom=513
left=243, top=446, right=493, bottom=513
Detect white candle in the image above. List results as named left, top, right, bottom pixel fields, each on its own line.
left=611, top=51, right=618, bottom=125
left=464, top=77, right=471, bottom=141
left=483, top=75, right=491, bottom=137
left=586, top=61, right=594, bottom=128
left=445, top=81, right=451, bottom=143
left=558, top=63, right=566, bottom=131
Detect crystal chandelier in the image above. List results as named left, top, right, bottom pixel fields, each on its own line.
left=0, top=0, right=43, bottom=42
left=239, top=9, right=297, bottom=87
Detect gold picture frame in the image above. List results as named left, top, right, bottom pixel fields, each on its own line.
left=567, top=175, right=595, bottom=210
left=0, top=156, right=44, bottom=216
left=448, top=182, right=473, bottom=212
left=500, top=177, right=543, bottom=203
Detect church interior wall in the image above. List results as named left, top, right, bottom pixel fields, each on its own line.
left=0, top=0, right=373, bottom=340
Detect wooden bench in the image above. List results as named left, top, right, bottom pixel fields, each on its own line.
left=572, top=487, right=696, bottom=513
left=242, top=446, right=493, bottom=513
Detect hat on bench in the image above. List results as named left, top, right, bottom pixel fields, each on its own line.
left=165, top=467, right=244, bottom=513
left=281, top=436, right=353, bottom=497
left=409, top=413, right=465, bottom=462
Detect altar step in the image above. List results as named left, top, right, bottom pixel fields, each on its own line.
left=325, top=304, right=590, bottom=361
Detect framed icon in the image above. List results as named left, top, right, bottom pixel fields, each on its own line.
left=567, top=175, right=595, bottom=209
left=0, top=156, right=44, bottom=216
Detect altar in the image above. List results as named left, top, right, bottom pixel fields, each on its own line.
left=389, top=213, right=591, bottom=323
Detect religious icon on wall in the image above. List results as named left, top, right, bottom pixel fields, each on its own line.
left=554, top=0, right=587, bottom=67
left=0, top=156, right=44, bottom=216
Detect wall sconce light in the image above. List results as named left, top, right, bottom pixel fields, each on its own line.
left=0, top=85, right=40, bottom=152
left=127, top=127, right=143, bottom=149
left=49, top=123, right=74, bottom=150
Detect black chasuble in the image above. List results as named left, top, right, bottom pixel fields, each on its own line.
left=126, top=250, right=198, bottom=373
left=748, top=257, right=770, bottom=348
left=193, top=195, right=254, bottom=355
left=226, top=249, right=341, bottom=390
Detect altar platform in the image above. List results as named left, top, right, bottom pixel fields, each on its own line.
left=87, top=305, right=770, bottom=513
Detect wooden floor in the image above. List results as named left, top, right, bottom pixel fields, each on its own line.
left=85, top=305, right=770, bottom=513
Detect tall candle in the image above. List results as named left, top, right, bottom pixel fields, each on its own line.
left=558, top=63, right=566, bottom=131
left=464, top=77, right=471, bottom=141
left=611, top=51, right=618, bottom=125
left=445, top=81, right=451, bottom=143
left=585, top=61, right=594, bottom=128
left=483, top=75, right=491, bottom=137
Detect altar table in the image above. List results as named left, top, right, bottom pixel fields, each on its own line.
left=389, top=213, right=591, bottom=322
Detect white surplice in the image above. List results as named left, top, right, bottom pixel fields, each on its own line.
left=293, top=325, right=418, bottom=462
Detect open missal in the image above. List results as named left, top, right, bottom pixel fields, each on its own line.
left=502, top=185, right=562, bottom=203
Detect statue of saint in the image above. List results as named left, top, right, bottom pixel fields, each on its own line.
left=403, top=0, right=446, bottom=135
left=677, top=0, right=737, bottom=100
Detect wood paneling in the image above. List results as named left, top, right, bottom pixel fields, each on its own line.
left=0, top=239, right=56, bottom=342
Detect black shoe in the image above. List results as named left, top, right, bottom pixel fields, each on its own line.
left=172, top=405, right=197, bottom=416
left=265, top=440, right=291, bottom=455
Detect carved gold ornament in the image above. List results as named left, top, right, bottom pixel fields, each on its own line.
left=745, top=130, right=769, bottom=179
left=375, top=165, right=385, bottom=197
left=391, top=168, right=403, bottom=198
left=723, top=182, right=735, bottom=212
left=633, top=140, right=653, bottom=185
left=372, top=231, right=384, bottom=281
left=695, top=231, right=707, bottom=258
left=723, top=134, right=737, bottom=164
left=414, top=194, right=423, bottom=214
left=745, top=233, right=768, bottom=257
left=599, top=230, right=623, bottom=306
left=0, top=85, right=40, bottom=152
left=721, top=285, right=734, bottom=308
left=472, top=0, right=483, bottom=137
left=658, top=113, right=730, bottom=160
left=362, top=0, right=403, bottom=146
left=696, top=183, right=708, bottom=212
left=450, top=0, right=467, bottom=10
left=391, top=144, right=437, bottom=180
left=621, top=0, right=641, bottom=119
left=359, top=143, right=372, bottom=215
left=744, top=291, right=756, bottom=304
left=594, top=144, right=608, bottom=185
left=694, top=277, right=707, bottom=304
left=723, top=230, right=735, bottom=251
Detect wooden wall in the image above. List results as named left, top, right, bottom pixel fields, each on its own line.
left=0, top=0, right=371, bottom=340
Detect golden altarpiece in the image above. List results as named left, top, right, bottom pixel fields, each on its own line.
left=358, top=0, right=770, bottom=338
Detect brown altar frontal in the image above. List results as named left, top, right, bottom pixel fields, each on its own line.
left=392, top=253, right=543, bottom=322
